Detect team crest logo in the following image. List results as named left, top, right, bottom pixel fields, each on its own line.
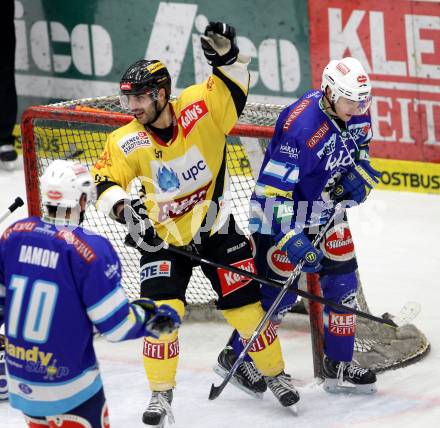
left=266, top=246, right=292, bottom=278
left=320, top=223, right=355, bottom=261
left=317, top=134, right=337, bottom=159
left=156, top=166, right=180, bottom=192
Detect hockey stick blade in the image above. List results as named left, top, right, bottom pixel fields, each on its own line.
left=212, top=364, right=263, bottom=400
left=209, top=383, right=223, bottom=400
left=382, top=301, right=421, bottom=327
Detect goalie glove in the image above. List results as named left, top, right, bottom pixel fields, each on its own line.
left=200, top=21, right=239, bottom=67
left=334, top=160, right=382, bottom=205
left=132, top=298, right=181, bottom=338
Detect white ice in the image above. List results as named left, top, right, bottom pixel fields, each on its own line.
left=1, top=164, right=440, bottom=428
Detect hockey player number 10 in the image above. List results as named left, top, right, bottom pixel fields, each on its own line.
left=7, top=275, right=59, bottom=343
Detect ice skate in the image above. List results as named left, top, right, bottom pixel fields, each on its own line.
left=142, top=389, right=174, bottom=427
left=264, top=371, right=300, bottom=411
left=213, top=346, right=267, bottom=399
left=323, top=356, right=377, bottom=394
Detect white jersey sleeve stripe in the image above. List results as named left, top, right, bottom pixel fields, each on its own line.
left=8, top=369, right=102, bottom=417
left=102, top=314, right=137, bottom=342
left=95, top=185, right=128, bottom=217
left=87, top=287, right=127, bottom=324
left=8, top=367, right=100, bottom=401
left=132, top=303, right=147, bottom=324
left=217, top=55, right=250, bottom=93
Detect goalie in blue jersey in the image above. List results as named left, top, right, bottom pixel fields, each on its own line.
left=0, top=160, right=181, bottom=428
left=215, top=57, right=381, bottom=400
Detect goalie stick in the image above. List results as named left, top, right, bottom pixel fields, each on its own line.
left=0, top=197, right=24, bottom=224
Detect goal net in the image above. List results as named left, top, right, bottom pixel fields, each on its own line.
left=21, top=96, right=429, bottom=374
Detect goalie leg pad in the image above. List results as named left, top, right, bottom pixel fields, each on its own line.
left=321, top=272, right=358, bottom=362
left=143, top=299, right=185, bottom=391
left=221, top=302, right=284, bottom=377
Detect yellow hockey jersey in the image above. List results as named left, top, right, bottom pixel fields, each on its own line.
left=93, top=60, right=250, bottom=246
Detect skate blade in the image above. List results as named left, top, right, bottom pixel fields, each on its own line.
left=323, top=378, right=377, bottom=394
left=288, top=404, right=299, bottom=416
left=213, top=364, right=264, bottom=400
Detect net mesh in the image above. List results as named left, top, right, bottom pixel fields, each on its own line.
left=23, top=95, right=429, bottom=372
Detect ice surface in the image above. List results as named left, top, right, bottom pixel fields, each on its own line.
left=1, top=163, right=439, bottom=428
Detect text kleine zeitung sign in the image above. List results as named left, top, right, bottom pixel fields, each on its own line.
left=309, top=0, right=440, bottom=163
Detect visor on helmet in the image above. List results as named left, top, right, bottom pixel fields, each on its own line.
left=321, top=58, right=372, bottom=116
left=353, top=94, right=372, bottom=115
left=119, top=89, right=159, bottom=111
left=337, top=93, right=372, bottom=116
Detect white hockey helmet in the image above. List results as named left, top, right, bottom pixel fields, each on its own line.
left=40, top=160, right=96, bottom=210
left=321, top=57, right=372, bottom=115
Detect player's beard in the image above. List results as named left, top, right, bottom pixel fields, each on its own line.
left=134, top=108, right=155, bottom=125
left=135, top=99, right=168, bottom=126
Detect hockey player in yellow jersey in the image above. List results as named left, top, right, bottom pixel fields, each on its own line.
left=92, top=21, right=298, bottom=426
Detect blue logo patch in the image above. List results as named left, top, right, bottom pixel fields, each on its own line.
left=19, top=383, right=33, bottom=395
left=157, top=166, right=180, bottom=192
left=140, top=261, right=171, bottom=282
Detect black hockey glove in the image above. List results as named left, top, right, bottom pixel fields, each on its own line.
left=200, top=21, right=239, bottom=67
left=132, top=298, right=181, bottom=338
left=120, top=199, right=157, bottom=251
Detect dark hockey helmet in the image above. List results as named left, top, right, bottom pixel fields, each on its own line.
left=119, top=59, right=171, bottom=99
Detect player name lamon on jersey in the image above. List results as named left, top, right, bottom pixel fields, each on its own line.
left=18, top=245, right=60, bottom=269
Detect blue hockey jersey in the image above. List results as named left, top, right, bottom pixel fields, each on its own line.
left=249, top=90, right=373, bottom=237
left=0, top=217, right=150, bottom=416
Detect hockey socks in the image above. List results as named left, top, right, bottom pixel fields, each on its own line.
left=142, top=299, right=185, bottom=391
left=221, top=302, right=284, bottom=377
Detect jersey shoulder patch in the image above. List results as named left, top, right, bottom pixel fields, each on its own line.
left=117, top=130, right=152, bottom=156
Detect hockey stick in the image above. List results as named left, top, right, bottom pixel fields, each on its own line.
left=161, top=240, right=420, bottom=327
left=0, top=197, right=24, bottom=224
left=127, top=227, right=418, bottom=328
left=151, top=240, right=400, bottom=328
left=207, top=208, right=338, bottom=400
